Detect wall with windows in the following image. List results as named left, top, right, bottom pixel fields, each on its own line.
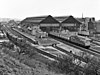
left=61, top=23, right=80, bottom=31
left=40, top=23, right=60, bottom=32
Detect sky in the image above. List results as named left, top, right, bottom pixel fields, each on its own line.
left=0, top=0, right=100, bottom=20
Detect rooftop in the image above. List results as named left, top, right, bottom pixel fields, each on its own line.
left=62, top=16, right=82, bottom=24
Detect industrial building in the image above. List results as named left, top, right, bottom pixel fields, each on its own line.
left=20, top=15, right=60, bottom=32
left=59, top=16, right=81, bottom=31
left=20, top=15, right=83, bottom=32
left=39, top=15, right=60, bottom=32
left=20, top=15, right=97, bottom=37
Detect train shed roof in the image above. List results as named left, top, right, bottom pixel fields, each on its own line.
left=40, top=15, right=59, bottom=24
left=21, top=15, right=59, bottom=24
left=62, top=15, right=82, bottom=24
left=54, top=16, right=69, bottom=23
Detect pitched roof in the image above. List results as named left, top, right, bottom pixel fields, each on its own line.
left=54, top=16, right=69, bottom=23
left=20, top=15, right=83, bottom=25
left=21, top=15, right=49, bottom=24
left=21, top=15, right=59, bottom=24
left=62, top=16, right=82, bottom=24
left=40, top=15, right=59, bottom=24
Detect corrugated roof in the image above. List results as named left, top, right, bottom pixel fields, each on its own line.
left=62, top=16, right=82, bottom=24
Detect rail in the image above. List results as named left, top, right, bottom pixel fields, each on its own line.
left=5, top=27, right=63, bottom=61
left=48, top=33, right=100, bottom=57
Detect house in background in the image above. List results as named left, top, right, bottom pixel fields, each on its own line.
left=77, top=17, right=96, bottom=36
left=94, top=21, right=100, bottom=38
left=88, top=18, right=96, bottom=37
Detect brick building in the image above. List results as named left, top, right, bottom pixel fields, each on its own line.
left=77, top=17, right=96, bottom=36
left=94, top=21, right=100, bottom=37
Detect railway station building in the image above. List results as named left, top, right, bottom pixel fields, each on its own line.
left=39, top=15, right=60, bottom=32
left=61, top=16, right=82, bottom=31
left=20, top=15, right=60, bottom=32
left=20, top=15, right=85, bottom=33
left=54, top=15, right=82, bottom=32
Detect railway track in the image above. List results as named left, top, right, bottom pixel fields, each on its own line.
left=12, top=28, right=96, bottom=64
left=10, top=27, right=100, bottom=61
left=3, top=26, right=65, bottom=62
left=5, top=27, right=90, bottom=64
left=2, top=26, right=90, bottom=72
left=48, top=33, right=100, bottom=57
left=3, top=26, right=24, bottom=38
left=12, top=28, right=89, bottom=59
left=5, top=27, right=100, bottom=66
left=91, top=40, right=100, bottom=46
left=54, top=46, right=88, bottom=63
left=7, top=27, right=100, bottom=73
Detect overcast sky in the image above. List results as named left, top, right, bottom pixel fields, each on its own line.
left=0, top=0, right=100, bottom=20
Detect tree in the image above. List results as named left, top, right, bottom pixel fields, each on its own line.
left=48, top=51, right=100, bottom=75
left=47, top=56, right=74, bottom=73
left=83, top=56, right=100, bottom=75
